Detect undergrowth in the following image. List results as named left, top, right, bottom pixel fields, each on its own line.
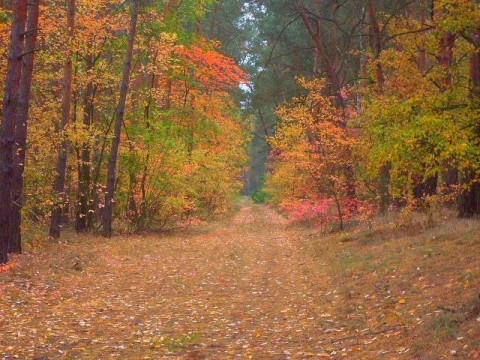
left=297, top=207, right=480, bottom=358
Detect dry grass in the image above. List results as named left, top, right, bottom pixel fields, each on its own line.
left=295, top=208, right=480, bottom=359
left=1, top=200, right=480, bottom=359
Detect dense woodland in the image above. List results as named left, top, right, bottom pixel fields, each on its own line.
left=1, top=0, right=480, bottom=264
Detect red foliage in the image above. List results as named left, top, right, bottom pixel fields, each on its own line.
left=0, top=262, right=16, bottom=273
left=281, top=198, right=337, bottom=225
left=175, top=42, right=246, bottom=90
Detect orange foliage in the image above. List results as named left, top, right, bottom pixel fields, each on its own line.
left=267, top=78, right=356, bottom=227
left=0, top=262, right=16, bottom=273
left=175, top=40, right=247, bottom=91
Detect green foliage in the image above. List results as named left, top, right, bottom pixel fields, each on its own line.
left=248, top=174, right=271, bottom=204
left=429, top=312, right=461, bottom=339
left=360, top=24, right=480, bottom=202
left=150, top=331, right=200, bottom=351
left=0, top=8, right=10, bottom=24
left=250, top=187, right=271, bottom=204
left=202, top=0, right=313, bottom=194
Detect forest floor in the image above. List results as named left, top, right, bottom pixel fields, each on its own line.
left=1, top=198, right=480, bottom=359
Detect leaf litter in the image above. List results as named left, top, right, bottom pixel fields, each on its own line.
left=1, top=199, right=480, bottom=359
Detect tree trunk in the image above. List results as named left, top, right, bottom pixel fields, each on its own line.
left=139, top=153, right=149, bottom=231
left=412, top=173, right=438, bottom=199
left=297, top=2, right=345, bottom=108
left=458, top=173, right=480, bottom=217
left=367, top=0, right=385, bottom=92
left=366, top=0, right=392, bottom=213
left=0, top=0, right=11, bottom=10
left=135, top=73, right=155, bottom=232
left=333, top=192, right=344, bottom=231
left=102, top=0, right=140, bottom=237
left=75, top=54, right=94, bottom=232
left=419, top=0, right=427, bottom=74
left=431, top=5, right=459, bottom=203
left=458, top=29, right=480, bottom=217
left=50, top=0, right=75, bottom=238
left=0, top=0, right=27, bottom=264
left=10, top=0, right=40, bottom=253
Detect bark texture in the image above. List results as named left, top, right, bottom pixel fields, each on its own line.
left=102, top=0, right=140, bottom=237
left=10, top=0, right=40, bottom=254
left=50, top=0, right=75, bottom=238
left=0, top=0, right=27, bottom=263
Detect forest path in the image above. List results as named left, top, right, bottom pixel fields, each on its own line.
left=0, top=199, right=407, bottom=359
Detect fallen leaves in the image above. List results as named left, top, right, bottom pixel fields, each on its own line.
left=1, top=200, right=480, bottom=358
left=0, top=261, right=16, bottom=273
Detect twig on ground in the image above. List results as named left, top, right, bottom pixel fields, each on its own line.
left=318, top=326, right=406, bottom=345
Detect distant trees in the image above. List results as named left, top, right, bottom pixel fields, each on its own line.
left=209, top=0, right=480, bottom=225
left=202, top=0, right=315, bottom=194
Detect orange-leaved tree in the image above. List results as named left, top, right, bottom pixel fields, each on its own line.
left=266, top=78, right=356, bottom=230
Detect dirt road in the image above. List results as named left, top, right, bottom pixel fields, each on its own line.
left=1, top=199, right=408, bottom=359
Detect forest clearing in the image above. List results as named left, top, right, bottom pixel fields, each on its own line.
left=1, top=198, right=480, bottom=359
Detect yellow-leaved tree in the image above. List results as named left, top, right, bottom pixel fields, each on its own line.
left=267, top=78, right=356, bottom=230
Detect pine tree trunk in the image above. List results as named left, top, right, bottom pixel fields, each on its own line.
left=0, top=0, right=27, bottom=264
left=438, top=31, right=455, bottom=90
left=367, top=0, right=385, bottom=92
left=458, top=172, right=480, bottom=217
left=10, top=0, right=40, bottom=253
left=50, top=0, right=75, bottom=238
left=366, top=0, right=392, bottom=213
left=419, top=0, right=427, bottom=74
left=458, top=29, right=480, bottom=217
left=102, top=0, right=140, bottom=237
left=297, top=3, right=345, bottom=109
left=0, top=1, right=11, bottom=10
